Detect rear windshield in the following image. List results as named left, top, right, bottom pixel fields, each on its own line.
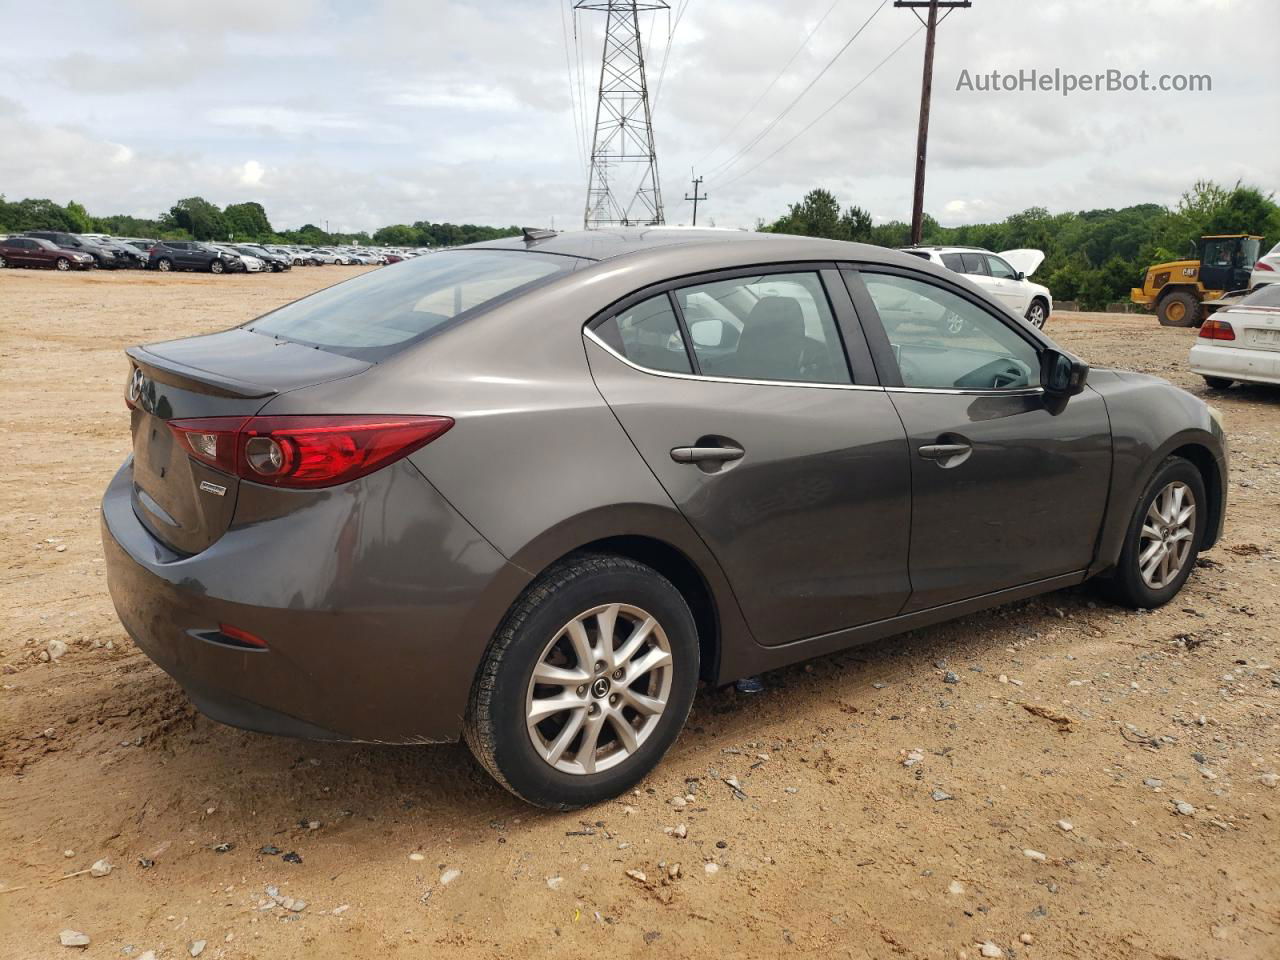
left=1240, top=283, right=1280, bottom=307
left=246, top=250, right=577, bottom=361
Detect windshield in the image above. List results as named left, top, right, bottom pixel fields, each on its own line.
left=246, top=249, right=577, bottom=361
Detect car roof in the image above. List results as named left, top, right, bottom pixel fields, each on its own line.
left=466, top=227, right=930, bottom=271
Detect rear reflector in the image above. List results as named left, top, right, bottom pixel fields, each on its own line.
left=1198, top=320, right=1236, bottom=341
left=168, top=414, right=453, bottom=488
left=216, top=623, right=268, bottom=650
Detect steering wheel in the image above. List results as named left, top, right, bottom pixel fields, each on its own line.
left=953, top=357, right=1031, bottom=390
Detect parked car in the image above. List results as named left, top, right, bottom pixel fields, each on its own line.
left=102, top=229, right=1227, bottom=809
left=147, top=241, right=241, bottom=274
left=1251, top=240, right=1280, bottom=289
left=93, top=236, right=148, bottom=268
left=306, top=248, right=342, bottom=264
left=903, top=245, right=1052, bottom=328
left=24, top=230, right=121, bottom=269
left=211, top=244, right=262, bottom=273
left=0, top=235, right=96, bottom=270
left=1190, top=282, right=1280, bottom=389
left=113, top=240, right=153, bottom=268
left=234, top=244, right=290, bottom=272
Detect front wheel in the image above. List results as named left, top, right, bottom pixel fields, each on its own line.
left=209, top=259, right=224, bottom=274
left=1026, top=299, right=1048, bottom=328
left=1157, top=291, right=1200, bottom=327
left=1102, top=457, right=1206, bottom=609
left=55, top=257, right=70, bottom=271
left=156, top=258, right=172, bottom=272
left=465, top=554, right=698, bottom=809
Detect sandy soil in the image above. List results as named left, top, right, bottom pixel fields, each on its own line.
left=1, top=267, right=1277, bottom=960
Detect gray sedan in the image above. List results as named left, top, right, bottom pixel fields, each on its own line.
left=101, top=228, right=1228, bottom=808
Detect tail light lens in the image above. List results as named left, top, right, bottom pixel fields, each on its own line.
left=167, top=415, right=453, bottom=488
left=1255, top=260, right=1275, bottom=272
left=1198, top=320, right=1236, bottom=341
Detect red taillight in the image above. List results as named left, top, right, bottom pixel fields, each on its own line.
left=1198, top=320, right=1236, bottom=341
left=167, top=415, right=453, bottom=488
left=1256, top=260, right=1275, bottom=272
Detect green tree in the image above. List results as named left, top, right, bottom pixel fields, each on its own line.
left=169, top=197, right=228, bottom=241
left=373, top=224, right=419, bottom=246
left=222, top=201, right=273, bottom=240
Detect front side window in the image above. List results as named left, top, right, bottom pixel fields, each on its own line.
left=594, top=294, right=692, bottom=374
left=986, top=255, right=1017, bottom=279
left=673, top=272, right=851, bottom=384
left=862, top=273, right=1040, bottom=391
left=249, top=250, right=575, bottom=361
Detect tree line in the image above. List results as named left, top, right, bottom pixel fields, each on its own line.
left=759, top=180, right=1280, bottom=309
left=0, top=195, right=521, bottom=249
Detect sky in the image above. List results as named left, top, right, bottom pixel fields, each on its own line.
left=0, top=0, right=1276, bottom=234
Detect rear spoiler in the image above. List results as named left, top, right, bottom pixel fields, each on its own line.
left=126, top=345, right=278, bottom=400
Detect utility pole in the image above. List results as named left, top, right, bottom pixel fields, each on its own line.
left=684, top=174, right=706, bottom=226
left=577, top=1, right=668, bottom=229
left=895, top=0, right=970, bottom=244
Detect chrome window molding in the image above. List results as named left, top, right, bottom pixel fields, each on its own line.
left=583, top=328, right=883, bottom=392
left=584, top=328, right=1044, bottom=397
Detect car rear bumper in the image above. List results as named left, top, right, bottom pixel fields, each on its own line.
left=1189, top=343, right=1280, bottom=386
left=100, top=457, right=529, bottom=743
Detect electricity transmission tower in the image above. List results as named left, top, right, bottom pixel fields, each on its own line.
left=577, top=1, right=667, bottom=229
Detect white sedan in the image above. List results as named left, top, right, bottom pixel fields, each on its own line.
left=1190, top=284, right=1280, bottom=389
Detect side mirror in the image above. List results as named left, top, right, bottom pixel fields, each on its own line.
left=1015, top=271, right=1026, bottom=281
left=1041, top=348, right=1088, bottom=398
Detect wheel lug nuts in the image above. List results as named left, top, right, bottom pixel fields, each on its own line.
left=612, top=669, right=624, bottom=680
left=588, top=703, right=599, bottom=715
left=595, top=661, right=606, bottom=673
left=577, top=685, right=587, bottom=696
left=609, top=694, right=619, bottom=706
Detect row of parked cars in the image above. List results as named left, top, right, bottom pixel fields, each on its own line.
left=0, top=229, right=429, bottom=274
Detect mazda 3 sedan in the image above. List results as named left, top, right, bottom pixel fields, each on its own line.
left=102, top=229, right=1228, bottom=808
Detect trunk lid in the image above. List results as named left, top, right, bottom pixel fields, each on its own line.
left=126, top=329, right=370, bottom=555
left=1223, top=303, right=1280, bottom=352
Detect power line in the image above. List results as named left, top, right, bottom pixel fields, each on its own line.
left=721, top=24, right=921, bottom=189
left=651, top=0, right=691, bottom=114
left=696, top=0, right=844, bottom=169
left=707, top=0, right=890, bottom=180
left=559, top=0, right=587, bottom=173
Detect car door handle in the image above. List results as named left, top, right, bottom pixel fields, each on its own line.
left=670, top=445, right=745, bottom=464
left=918, top=443, right=972, bottom=461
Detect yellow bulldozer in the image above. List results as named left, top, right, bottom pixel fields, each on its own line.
left=1131, top=233, right=1262, bottom=326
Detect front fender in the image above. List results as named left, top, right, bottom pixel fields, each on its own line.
left=1086, top=370, right=1227, bottom=575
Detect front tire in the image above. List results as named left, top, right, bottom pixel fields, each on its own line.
left=55, top=257, right=70, bottom=271
left=1102, top=457, right=1206, bottom=609
left=1157, top=291, right=1200, bottom=327
left=1203, top=376, right=1233, bottom=390
left=156, top=258, right=172, bottom=272
left=209, top=259, right=224, bottom=275
left=1026, top=299, right=1048, bottom=328
left=464, top=553, right=698, bottom=810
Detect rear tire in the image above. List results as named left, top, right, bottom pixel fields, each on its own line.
left=1101, top=456, right=1206, bottom=609
left=464, top=553, right=698, bottom=810
left=1157, top=291, right=1200, bottom=327
left=0, top=254, right=7, bottom=268
left=1203, top=376, right=1233, bottom=390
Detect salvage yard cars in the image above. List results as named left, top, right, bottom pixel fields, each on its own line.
left=1191, top=283, right=1280, bottom=389
left=902, top=245, right=1053, bottom=328
left=102, top=229, right=1227, bottom=809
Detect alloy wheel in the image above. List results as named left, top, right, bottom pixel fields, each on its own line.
left=525, top=602, right=673, bottom=775
left=1028, top=302, right=1046, bottom=327
left=1138, top=481, right=1196, bottom=589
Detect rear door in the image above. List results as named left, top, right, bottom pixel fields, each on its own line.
left=846, top=267, right=1112, bottom=611
left=585, top=265, right=912, bottom=646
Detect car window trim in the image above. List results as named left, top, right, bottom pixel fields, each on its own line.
left=840, top=264, right=1048, bottom=396
left=586, top=260, right=875, bottom=387
left=986, top=254, right=1016, bottom=279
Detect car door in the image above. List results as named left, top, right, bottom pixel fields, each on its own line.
left=846, top=267, right=1112, bottom=611
left=8, top=238, right=35, bottom=266
left=985, top=254, right=1029, bottom=313
left=585, top=266, right=912, bottom=646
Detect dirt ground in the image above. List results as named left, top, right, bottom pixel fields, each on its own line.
left=1, top=266, right=1277, bottom=960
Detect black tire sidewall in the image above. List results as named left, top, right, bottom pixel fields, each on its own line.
left=480, top=560, right=698, bottom=809
left=1112, top=458, right=1207, bottom=608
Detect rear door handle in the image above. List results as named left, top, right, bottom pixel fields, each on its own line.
left=670, top=445, right=745, bottom=464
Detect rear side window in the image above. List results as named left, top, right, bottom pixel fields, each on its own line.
left=674, top=272, right=851, bottom=384
left=959, top=253, right=988, bottom=275
left=248, top=250, right=576, bottom=361
left=940, top=253, right=964, bottom=271
left=595, top=295, right=693, bottom=374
